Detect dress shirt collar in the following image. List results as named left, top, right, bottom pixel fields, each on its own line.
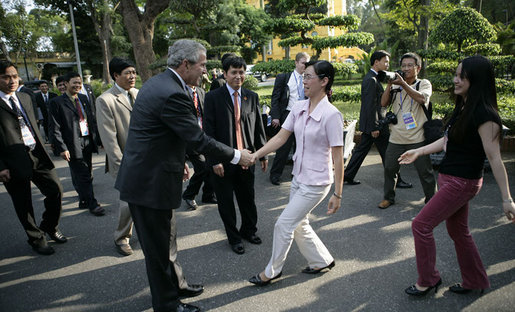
left=225, top=84, right=241, bottom=98
left=114, top=83, right=129, bottom=97
left=168, top=67, right=188, bottom=92
left=370, top=68, right=378, bottom=75
left=299, top=95, right=329, bottom=122
left=0, top=90, right=17, bottom=108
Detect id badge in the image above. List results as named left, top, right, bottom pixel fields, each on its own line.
left=79, top=119, right=89, bottom=136
left=402, top=112, right=417, bottom=130
left=21, top=124, right=36, bottom=147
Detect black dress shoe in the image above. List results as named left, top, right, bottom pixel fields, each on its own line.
left=177, top=302, right=201, bottom=312
left=344, top=178, right=361, bottom=185
left=46, top=230, right=68, bottom=243
left=201, top=195, right=217, bottom=204
left=301, top=260, right=335, bottom=274
left=405, top=278, right=442, bottom=296
left=242, top=234, right=262, bottom=244
left=230, top=242, right=245, bottom=254
left=90, top=205, right=105, bottom=216
left=184, top=199, right=198, bottom=210
left=448, top=283, right=484, bottom=294
left=29, top=238, right=55, bottom=255
left=270, top=176, right=280, bottom=185
left=249, top=271, right=282, bottom=286
left=178, top=284, right=204, bottom=298
left=396, top=179, right=413, bottom=189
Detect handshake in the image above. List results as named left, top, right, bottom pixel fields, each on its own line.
left=238, top=149, right=260, bottom=167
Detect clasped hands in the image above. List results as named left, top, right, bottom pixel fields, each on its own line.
left=212, top=149, right=267, bottom=178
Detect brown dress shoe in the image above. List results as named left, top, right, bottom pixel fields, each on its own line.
left=378, top=200, right=393, bottom=209
left=115, top=243, right=134, bottom=256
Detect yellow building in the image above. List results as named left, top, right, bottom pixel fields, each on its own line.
left=246, top=0, right=365, bottom=62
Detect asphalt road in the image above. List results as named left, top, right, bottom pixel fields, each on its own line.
left=0, top=147, right=514, bottom=312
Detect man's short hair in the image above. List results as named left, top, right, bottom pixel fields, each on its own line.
left=56, top=75, right=66, bottom=85
left=109, top=57, right=135, bottom=80
left=400, top=52, right=422, bottom=67
left=222, top=56, right=246, bottom=72
left=65, top=72, right=81, bottom=82
left=370, top=50, right=390, bottom=66
left=0, top=60, right=16, bottom=75
left=38, top=80, right=49, bottom=86
left=167, top=39, right=207, bottom=69
left=295, top=52, right=310, bottom=62
left=221, top=53, right=237, bottom=65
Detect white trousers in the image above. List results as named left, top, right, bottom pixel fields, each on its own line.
left=264, top=178, right=334, bottom=279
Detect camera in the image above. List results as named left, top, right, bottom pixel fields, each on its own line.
left=376, top=111, right=398, bottom=130
left=378, top=70, right=405, bottom=83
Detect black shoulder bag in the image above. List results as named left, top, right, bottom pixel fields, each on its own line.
left=416, top=81, right=443, bottom=144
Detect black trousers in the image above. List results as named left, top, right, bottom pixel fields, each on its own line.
left=182, top=153, right=214, bottom=200
left=68, top=137, right=97, bottom=209
left=344, top=131, right=389, bottom=180
left=4, top=151, right=63, bottom=243
left=212, top=164, right=257, bottom=245
left=270, top=110, right=295, bottom=180
left=129, top=203, right=179, bottom=312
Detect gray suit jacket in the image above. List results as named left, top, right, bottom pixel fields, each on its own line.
left=115, top=69, right=235, bottom=210
left=96, top=85, right=138, bottom=177
left=359, top=70, right=384, bottom=133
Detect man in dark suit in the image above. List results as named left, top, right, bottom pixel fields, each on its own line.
left=17, top=78, right=38, bottom=119
left=35, top=81, right=58, bottom=142
left=344, top=50, right=411, bottom=188
left=49, top=72, right=104, bottom=216
left=0, top=61, right=67, bottom=255
left=268, top=52, right=309, bottom=185
left=80, top=83, right=96, bottom=108
left=115, top=39, right=253, bottom=312
left=204, top=56, right=268, bottom=255
left=182, top=85, right=217, bottom=210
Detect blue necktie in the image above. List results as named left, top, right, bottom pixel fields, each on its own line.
left=297, top=74, right=304, bottom=99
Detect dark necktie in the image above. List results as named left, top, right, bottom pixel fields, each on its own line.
left=10, top=96, right=36, bottom=150
left=74, top=97, right=85, bottom=121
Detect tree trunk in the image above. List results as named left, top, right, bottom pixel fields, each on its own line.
left=118, top=0, right=169, bottom=82
left=417, top=0, right=429, bottom=50
left=86, top=0, right=113, bottom=85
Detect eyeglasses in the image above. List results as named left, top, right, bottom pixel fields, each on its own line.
left=302, top=73, right=325, bottom=81
left=401, top=64, right=416, bottom=69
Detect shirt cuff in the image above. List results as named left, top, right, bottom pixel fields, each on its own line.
left=230, top=149, right=241, bottom=164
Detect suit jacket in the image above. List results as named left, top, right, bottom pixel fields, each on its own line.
left=209, top=75, right=226, bottom=91
left=359, top=70, right=385, bottom=134
left=49, top=93, right=100, bottom=158
left=269, top=72, right=292, bottom=120
left=115, top=69, right=235, bottom=210
left=35, top=91, right=58, bottom=121
left=18, top=85, right=38, bottom=117
left=0, top=92, right=54, bottom=181
left=203, top=85, right=267, bottom=167
left=96, top=85, right=138, bottom=177
left=82, top=84, right=96, bottom=108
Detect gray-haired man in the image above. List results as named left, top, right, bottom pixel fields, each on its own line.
left=115, top=39, right=253, bottom=312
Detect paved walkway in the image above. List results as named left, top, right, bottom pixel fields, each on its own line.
left=0, top=148, right=514, bottom=311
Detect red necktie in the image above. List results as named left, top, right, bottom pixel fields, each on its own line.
left=192, top=89, right=202, bottom=128
left=233, top=90, right=244, bottom=150
left=75, top=97, right=85, bottom=121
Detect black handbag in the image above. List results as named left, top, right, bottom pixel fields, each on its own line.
left=416, top=81, right=444, bottom=144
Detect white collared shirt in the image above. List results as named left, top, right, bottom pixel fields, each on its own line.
left=287, top=69, right=303, bottom=111
left=0, top=90, right=19, bottom=110
left=114, top=83, right=131, bottom=104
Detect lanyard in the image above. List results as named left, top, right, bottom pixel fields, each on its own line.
left=398, top=87, right=413, bottom=112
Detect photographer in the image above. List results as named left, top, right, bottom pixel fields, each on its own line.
left=378, top=53, right=436, bottom=209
